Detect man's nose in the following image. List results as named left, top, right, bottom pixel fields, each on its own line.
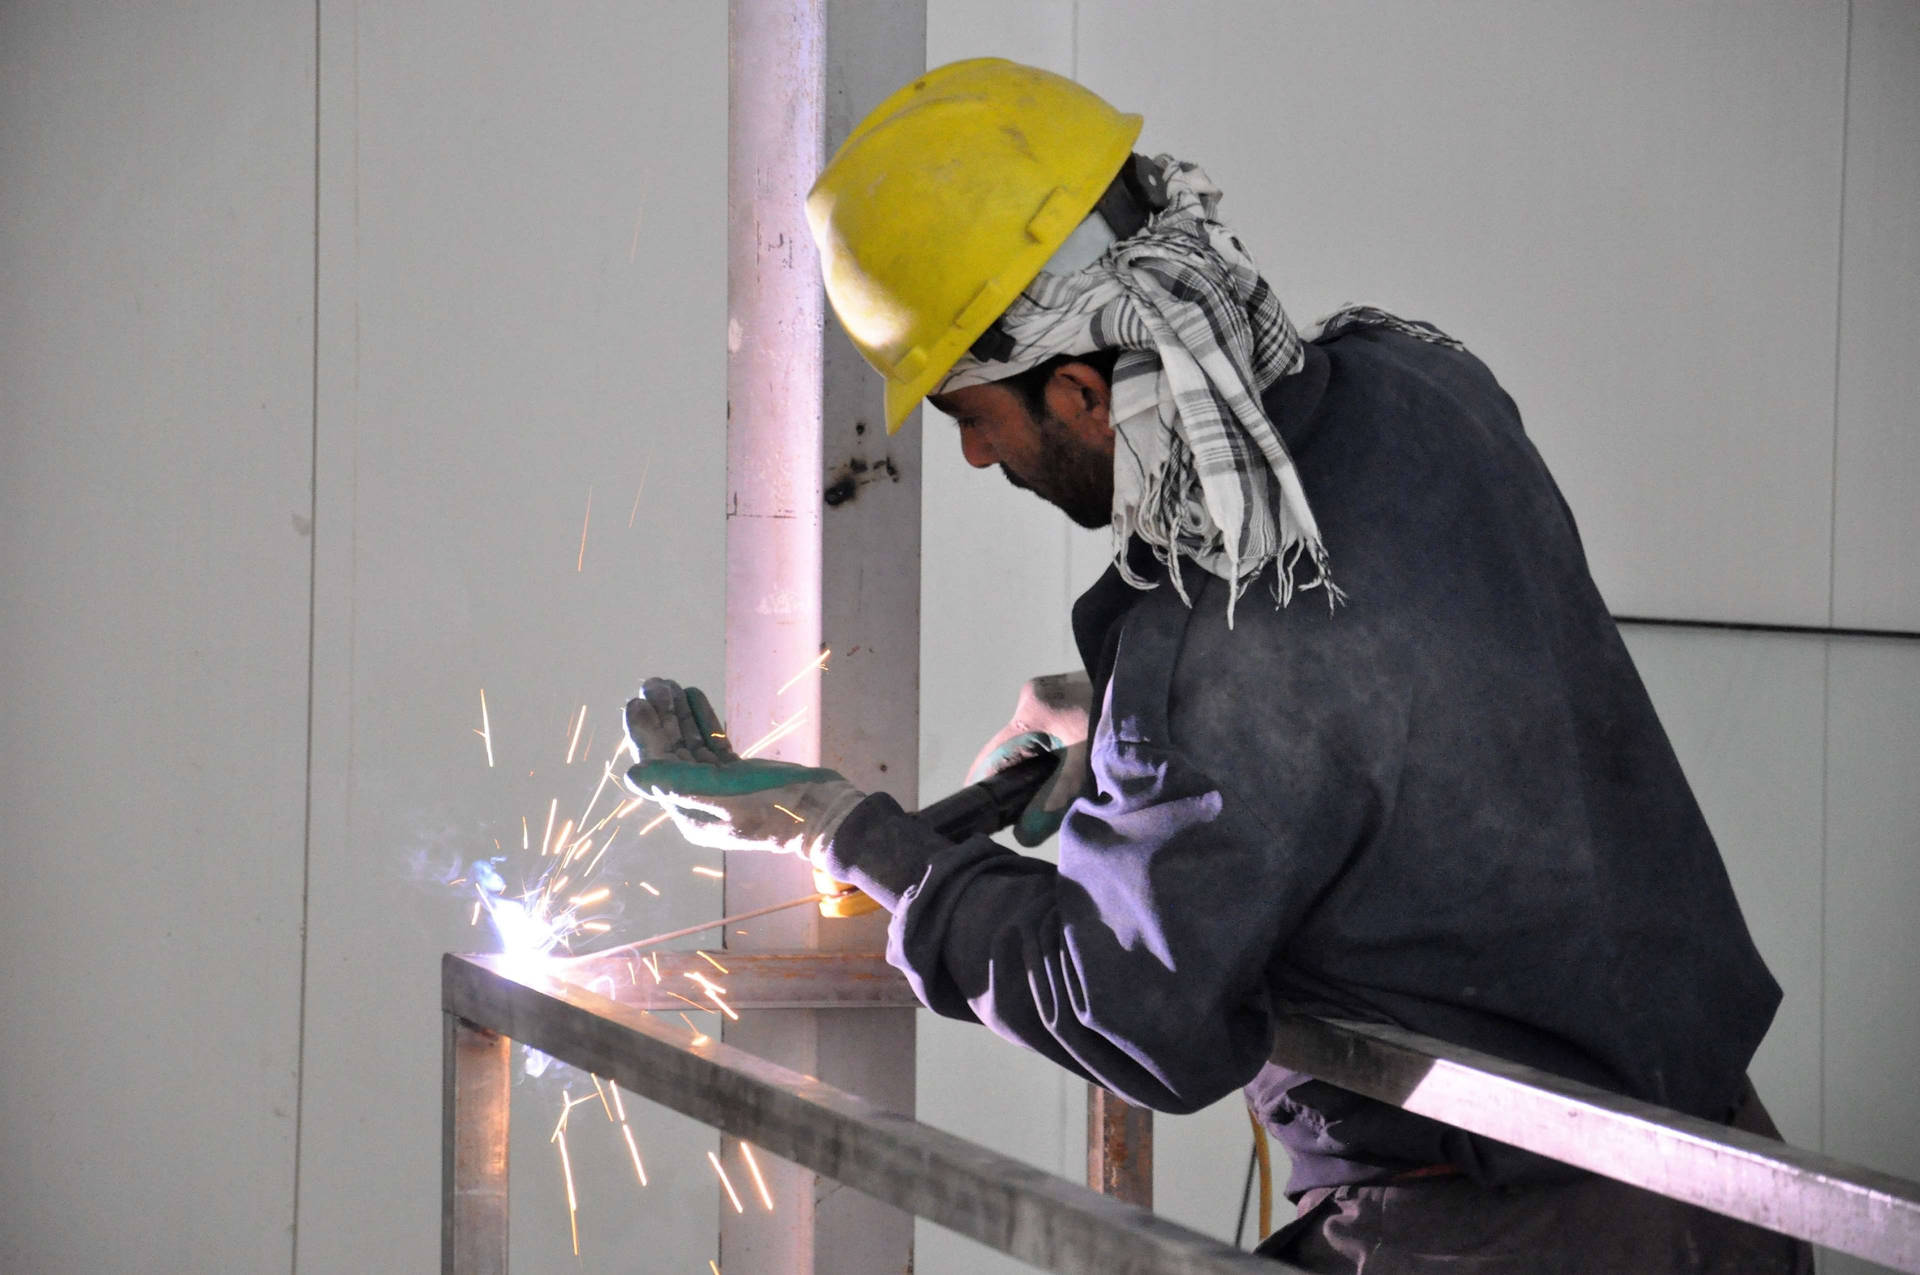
left=959, top=429, right=997, bottom=470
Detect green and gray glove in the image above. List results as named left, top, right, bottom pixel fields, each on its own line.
left=965, top=671, right=1094, bottom=847
left=621, top=678, right=867, bottom=860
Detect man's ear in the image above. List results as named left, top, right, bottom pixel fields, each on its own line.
left=1047, top=360, right=1113, bottom=441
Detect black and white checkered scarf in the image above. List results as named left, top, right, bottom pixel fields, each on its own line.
left=938, top=156, right=1464, bottom=621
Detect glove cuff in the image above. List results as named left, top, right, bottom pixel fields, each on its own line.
left=803, top=781, right=870, bottom=864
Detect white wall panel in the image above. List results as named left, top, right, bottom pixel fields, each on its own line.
left=1154, top=1094, right=1275, bottom=1245
left=1832, top=1, right=1920, bottom=632
left=1823, top=640, right=1920, bottom=1180
left=1079, top=0, right=1849, bottom=625
left=0, top=5, right=314, bottom=1272
left=1821, top=637, right=1920, bottom=1275
left=300, top=4, right=729, bottom=1270
left=1622, top=626, right=1827, bottom=1147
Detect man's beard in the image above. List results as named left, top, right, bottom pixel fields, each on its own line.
left=1000, top=410, right=1114, bottom=530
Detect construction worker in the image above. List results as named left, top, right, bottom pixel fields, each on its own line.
left=623, top=59, right=1811, bottom=1272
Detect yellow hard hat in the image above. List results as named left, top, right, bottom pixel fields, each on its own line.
left=806, top=58, right=1142, bottom=433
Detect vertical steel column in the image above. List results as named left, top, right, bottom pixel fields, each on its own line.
left=1088, top=1086, right=1155, bottom=1208
left=725, top=2, right=924, bottom=1271
left=442, top=1017, right=510, bottom=1275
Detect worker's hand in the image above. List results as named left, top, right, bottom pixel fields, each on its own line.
left=622, top=678, right=867, bottom=858
left=967, top=671, right=1094, bottom=847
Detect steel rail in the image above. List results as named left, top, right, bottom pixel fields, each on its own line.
left=443, top=953, right=1290, bottom=1275
left=1269, top=1013, right=1920, bottom=1271
left=551, top=949, right=924, bottom=1011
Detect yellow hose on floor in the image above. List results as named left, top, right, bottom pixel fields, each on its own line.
left=1246, top=1104, right=1273, bottom=1239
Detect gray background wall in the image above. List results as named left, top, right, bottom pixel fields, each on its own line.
left=2, top=2, right=1914, bottom=1272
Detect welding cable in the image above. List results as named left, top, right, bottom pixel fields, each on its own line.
left=1233, top=1102, right=1274, bottom=1247
left=1233, top=1136, right=1257, bottom=1247
left=1249, top=1104, right=1273, bottom=1239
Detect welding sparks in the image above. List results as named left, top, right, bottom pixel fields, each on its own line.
left=576, top=759, right=618, bottom=832
left=776, top=648, right=832, bottom=696
left=772, top=803, right=805, bottom=823
left=602, top=1075, right=649, bottom=1187
left=576, top=484, right=593, bottom=572
left=565, top=705, right=587, bottom=765
left=628, top=453, right=650, bottom=527
left=686, top=971, right=740, bottom=1021
left=453, top=673, right=837, bottom=1259
left=476, top=688, right=495, bottom=767
left=710, top=1261, right=722, bottom=1275
left=708, top=1151, right=745, bottom=1214
left=560, top=892, right=827, bottom=964
left=740, top=707, right=809, bottom=759
left=739, top=1143, right=775, bottom=1210
left=552, top=1090, right=592, bottom=1140
left=621, top=1121, right=649, bottom=1188
left=557, top=1128, right=581, bottom=1255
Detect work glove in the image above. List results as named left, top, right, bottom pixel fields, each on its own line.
left=966, top=671, right=1094, bottom=847
left=621, top=678, right=867, bottom=860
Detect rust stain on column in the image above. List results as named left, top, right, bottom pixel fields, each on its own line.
left=1088, top=1084, right=1154, bottom=1209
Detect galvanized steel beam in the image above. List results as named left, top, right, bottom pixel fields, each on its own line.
left=552, top=949, right=923, bottom=1011
left=1269, top=1013, right=1920, bottom=1271
left=441, top=1015, right=510, bottom=1275
left=444, top=954, right=1288, bottom=1275
left=725, top=2, right=924, bottom=1269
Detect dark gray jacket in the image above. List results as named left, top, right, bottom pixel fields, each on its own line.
left=824, top=326, right=1780, bottom=1193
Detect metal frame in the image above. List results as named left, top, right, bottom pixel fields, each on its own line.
left=1269, top=1013, right=1920, bottom=1270
left=442, top=953, right=1286, bottom=1275
left=445, top=950, right=1920, bottom=1273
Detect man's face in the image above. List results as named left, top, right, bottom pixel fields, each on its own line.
left=929, top=365, right=1116, bottom=530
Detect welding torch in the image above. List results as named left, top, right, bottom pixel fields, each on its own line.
left=814, top=745, right=1068, bottom=916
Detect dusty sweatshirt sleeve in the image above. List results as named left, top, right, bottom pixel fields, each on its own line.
left=819, top=717, right=1362, bottom=1114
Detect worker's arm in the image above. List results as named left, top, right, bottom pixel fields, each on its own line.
left=818, top=692, right=1384, bottom=1114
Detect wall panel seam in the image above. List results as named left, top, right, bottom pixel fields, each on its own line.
left=289, top=2, right=323, bottom=1270
left=1824, top=0, right=1854, bottom=631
